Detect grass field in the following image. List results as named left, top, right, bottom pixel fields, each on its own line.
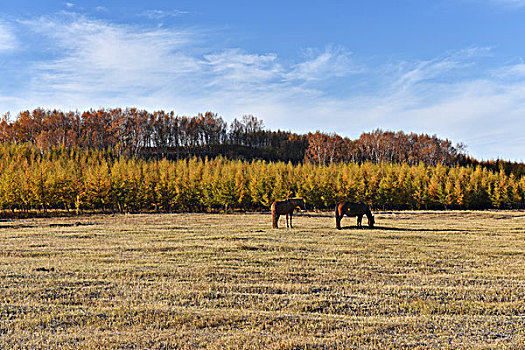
left=1, top=210, right=524, bottom=349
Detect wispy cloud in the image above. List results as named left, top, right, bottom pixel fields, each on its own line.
left=19, top=14, right=200, bottom=101
left=492, top=61, right=525, bottom=79
left=204, top=49, right=283, bottom=88
left=5, top=13, right=357, bottom=111
left=390, top=47, right=489, bottom=92
left=287, top=46, right=359, bottom=81
left=142, top=9, right=189, bottom=20
left=0, top=21, right=16, bottom=52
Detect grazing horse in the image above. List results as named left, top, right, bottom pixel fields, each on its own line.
left=335, top=201, right=374, bottom=229
left=271, top=198, right=306, bottom=229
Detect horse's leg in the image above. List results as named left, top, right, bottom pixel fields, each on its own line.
left=336, top=215, right=342, bottom=230
left=357, top=215, right=362, bottom=227
left=335, top=206, right=342, bottom=230
left=285, top=213, right=289, bottom=228
left=290, top=212, right=293, bottom=228
left=273, top=213, right=279, bottom=228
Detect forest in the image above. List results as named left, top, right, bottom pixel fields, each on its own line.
left=0, top=108, right=524, bottom=214
left=0, top=144, right=524, bottom=213
left=1, top=108, right=470, bottom=166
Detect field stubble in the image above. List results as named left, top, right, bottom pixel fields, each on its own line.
left=0, top=210, right=524, bottom=349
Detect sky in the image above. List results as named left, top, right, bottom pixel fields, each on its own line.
left=1, top=1, right=525, bottom=161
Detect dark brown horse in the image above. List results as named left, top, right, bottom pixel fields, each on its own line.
left=271, top=198, right=306, bottom=228
left=335, top=201, right=374, bottom=229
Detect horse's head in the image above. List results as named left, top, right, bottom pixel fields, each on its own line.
left=368, top=215, right=375, bottom=228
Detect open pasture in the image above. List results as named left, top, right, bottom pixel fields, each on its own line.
left=0, top=211, right=524, bottom=349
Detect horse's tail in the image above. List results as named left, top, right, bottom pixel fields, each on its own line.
left=335, top=203, right=343, bottom=230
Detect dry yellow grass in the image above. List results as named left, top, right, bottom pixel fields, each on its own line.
left=0, top=211, right=524, bottom=349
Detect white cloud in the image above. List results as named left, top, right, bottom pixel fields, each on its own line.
left=0, top=22, right=16, bottom=52
left=204, top=49, right=283, bottom=88
left=7, top=14, right=354, bottom=112
left=142, top=9, right=189, bottom=20
left=492, top=62, right=525, bottom=79
left=20, top=15, right=200, bottom=101
left=389, top=48, right=487, bottom=93
left=286, top=46, right=359, bottom=81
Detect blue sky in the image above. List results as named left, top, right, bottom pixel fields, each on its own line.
left=1, top=1, right=525, bottom=160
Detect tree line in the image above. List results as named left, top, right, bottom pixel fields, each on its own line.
left=1, top=108, right=470, bottom=167
left=305, top=129, right=467, bottom=167
left=0, top=144, right=523, bottom=214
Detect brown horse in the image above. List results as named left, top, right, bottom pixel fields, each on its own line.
left=271, top=198, right=306, bottom=229
left=335, top=201, right=374, bottom=229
